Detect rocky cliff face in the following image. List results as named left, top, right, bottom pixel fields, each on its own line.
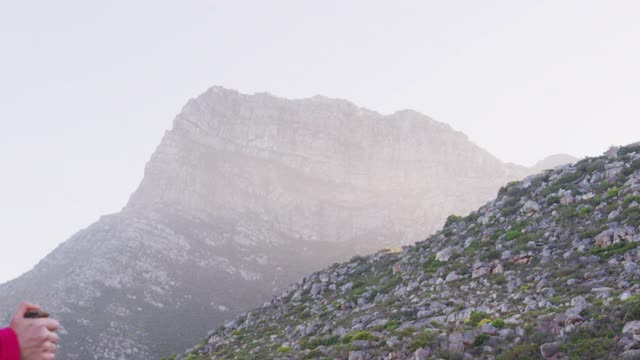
left=0, top=87, right=568, bottom=359
left=128, top=87, right=530, bottom=248
left=180, top=142, right=640, bottom=360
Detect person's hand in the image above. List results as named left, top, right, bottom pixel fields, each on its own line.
left=9, top=302, right=59, bottom=360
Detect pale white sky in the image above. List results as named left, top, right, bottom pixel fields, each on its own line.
left=1, top=0, right=639, bottom=283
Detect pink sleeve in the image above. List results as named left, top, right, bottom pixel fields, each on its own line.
left=0, top=327, right=20, bottom=360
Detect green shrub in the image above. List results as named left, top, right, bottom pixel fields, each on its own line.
left=474, top=334, right=490, bottom=347
left=495, top=343, right=540, bottom=360
left=623, top=195, right=640, bottom=208
left=463, top=240, right=481, bottom=256
left=408, top=331, right=438, bottom=353
left=557, top=171, right=583, bottom=185
left=485, top=249, right=501, bottom=261
left=379, top=275, right=402, bottom=294
left=622, top=159, right=640, bottom=176
left=581, top=225, right=608, bottom=239
left=505, top=230, right=523, bottom=241
left=303, top=335, right=340, bottom=349
left=606, top=187, right=620, bottom=199
left=465, top=311, right=489, bottom=327
left=578, top=207, right=592, bottom=217
left=353, top=287, right=365, bottom=296
left=589, top=241, right=638, bottom=258
left=546, top=195, right=560, bottom=206
left=324, top=335, right=340, bottom=346
left=622, top=294, right=640, bottom=321
left=549, top=296, right=565, bottom=305
left=445, top=214, right=464, bottom=227
left=493, top=273, right=507, bottom=285
left=623, top=207, right=640, bottom=227
left=500, top=205, right=521, bottom=218
left=560, top=329, right=615, bottom=359
left=276, top=346, right=290, bottom=353
left=491, top=229, right=505, bottom=240
left=450, top=261, right=470, bottom=276
left=342, top=333, right=354, bottom=344
left=603, top=202, right=618, bottom=217
left=384, top=320, right=401, bottom=331
left=353, top=264, right=371, bottom=274
left=348, top=331, right=376, bottom=342
left=352, top=331, right=375, bottom=341
left=393, top=327, right=416, bottom=338
left=557, top=206, right=578, bottom=220
left=303, top=349, right=324, bottom=359
left=490, top=318, right=505, bottom=329
left=618, top=143, right=640, bottom=157
left=577, top=158, right=606, bottom=173
left=498, top=181, right=523, bottom=198
left=542, top=184, right=562, bottom=198
left=422, top=255, right=443, bottom=273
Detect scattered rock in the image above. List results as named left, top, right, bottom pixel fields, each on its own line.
left=349, top=351, right=370, bottom=360
left=540, top=342, right=562, bottom=359
left=523, top=200, right=542, bottom=214
left=620, top=349, right=640, bottom=360
left=623, top=321, right=640, bottom=337
left=446, top=271, right=460, bottom=282
left=413, top=347, right=431, bottom=360
left=436, top=247, right=459, bottom=262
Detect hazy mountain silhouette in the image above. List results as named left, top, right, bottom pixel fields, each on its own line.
left=0, top=87, right=575, bottom=359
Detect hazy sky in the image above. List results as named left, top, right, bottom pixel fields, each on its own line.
left=1, top=0, right=639, bottom=283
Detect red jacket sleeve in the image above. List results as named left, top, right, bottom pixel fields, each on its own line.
left=0, top=327, right=20, bottom=360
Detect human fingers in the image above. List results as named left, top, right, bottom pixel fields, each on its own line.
left=47, top=332, right=59, bottom=344
left=34, top=318, right=59, bottom=332
left=42, top=340, right=57, bottom=353
left=41, top=353, right=56, bottom=360
left=13, top=302, right=41, bottom=318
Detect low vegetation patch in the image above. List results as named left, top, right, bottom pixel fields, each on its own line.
left=491, top=318, right=505, bottom=329
left=342, top=331, right=376, bottom=344
left=589, top=241, right=638, bottom=258
left=474, top=334, right=490, bottom=347
left=618, top=143, right=640, bottom=157
left=505, top=230, right=523, bottom=241
left=465, top=311, right=489, bottom=327
left=422, top=255, right=443, bottom=273
left=408, top=331, right=438, bottom=353
left=606, top=187, right=620, bottom=199
left=623, top=195, right=640, bottom=208
left=560, top=329, right=616, bottom=360
left=495, top=344, right=540, bottom=360
left=445, top=214, right=464, bottom=227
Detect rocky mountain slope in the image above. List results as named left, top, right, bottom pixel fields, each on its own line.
left=0, top=87, right=571, bottom=359
left=178, top=142, right=640, bottom=360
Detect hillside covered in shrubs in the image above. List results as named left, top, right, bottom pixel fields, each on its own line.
left=175, top=142, right=640, bottom=359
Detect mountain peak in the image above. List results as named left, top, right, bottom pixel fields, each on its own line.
left=0, top=87, right=572, bottom=359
